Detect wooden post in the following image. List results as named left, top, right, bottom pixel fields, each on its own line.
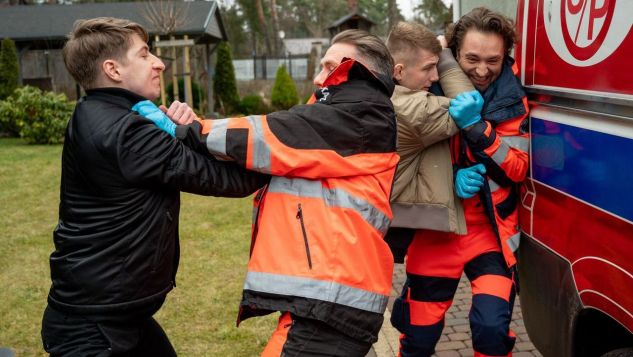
left=170, top=35, right=179, bottom=102
left=183, top=35, right=193, bottom=108
left=155, top=35, right=166, bottom=106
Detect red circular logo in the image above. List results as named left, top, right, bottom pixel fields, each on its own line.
left=560, top=0, right=617, bottom=61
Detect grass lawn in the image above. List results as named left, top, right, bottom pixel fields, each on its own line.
left=0, top=138, right=276, bottom=356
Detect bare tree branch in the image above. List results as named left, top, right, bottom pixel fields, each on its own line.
left=142, top=0, right=189, bottom=35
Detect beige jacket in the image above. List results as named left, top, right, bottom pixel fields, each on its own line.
left=390, top=49, right=474, bottom=234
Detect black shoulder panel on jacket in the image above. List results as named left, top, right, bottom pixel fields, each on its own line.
left=266, top=80, right=396, bottom=156
left=227, top=128, right=249, bottom=167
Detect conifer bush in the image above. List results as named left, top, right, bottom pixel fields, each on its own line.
left=0, top=38, right=20, bottom=100
left=271, top=64, right=299, bottom=111
left=213, top=42, right=240, bottom=115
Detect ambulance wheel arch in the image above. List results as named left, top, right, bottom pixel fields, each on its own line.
left=573, top=308, right=633, bottom=357
left=517, top=234, right=633, bottom=356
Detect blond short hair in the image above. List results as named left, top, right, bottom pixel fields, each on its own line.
left=62, top=17, right=148, bottom=90
left=331, top=29, right=394, bottom=78
left=387, top=22, right=441, bottom=66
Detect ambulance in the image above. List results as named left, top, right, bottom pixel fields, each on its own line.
left=515, top=0, right=633, bottom=355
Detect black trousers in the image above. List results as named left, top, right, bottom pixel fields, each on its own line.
left=41, top=305, right=176, bottom=357
left=263, top=312, right=373, bottom=357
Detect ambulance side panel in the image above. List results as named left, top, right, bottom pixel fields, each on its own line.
left=516, top=0, right=633, bottom=355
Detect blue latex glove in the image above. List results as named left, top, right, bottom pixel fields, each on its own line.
left=132, top=100, right=176, bottom=137
left=455, top=163, right=487, bottom=199
left=449, top=90, right=484, bottom=129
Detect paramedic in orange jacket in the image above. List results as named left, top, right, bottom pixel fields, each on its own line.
left=391, top=8, right=530, bottom=357
left=139, top=30, right=398, bottom=356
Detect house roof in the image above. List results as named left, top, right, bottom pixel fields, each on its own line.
left=328, top=11, right=376, bottom=29
left=0, top=1, right=227, bottom=49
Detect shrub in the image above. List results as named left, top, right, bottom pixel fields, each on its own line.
left=239, top=94, right=268, bottom=115
left=166, top=78, right=204, bottom=110
left=0, top=98, right=20, bottom=137
left=0, top=38, right=20, bottom=100
left=213, top=42, right=240, bottom=115
left=0, top=86, right=73, bottom=144
left=271, top=64, right=299, bottom=110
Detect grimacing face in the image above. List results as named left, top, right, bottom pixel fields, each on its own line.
left=117, top=34, right=165, bottom=100
left=393, top=47, right=439, bottom=91
left=457, top=30, right=505, bottom=91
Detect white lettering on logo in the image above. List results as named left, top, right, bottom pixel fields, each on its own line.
left=543, top=0, right=632, bottom=66
left=319, top=87, right=330, bottom=102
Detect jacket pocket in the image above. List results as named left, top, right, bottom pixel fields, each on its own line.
left=295, top=203, right=313, bottom=269
left=152, top=210, right=173, bottom=273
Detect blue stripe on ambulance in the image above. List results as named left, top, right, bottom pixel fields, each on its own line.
left=531, top=117, right=633, bottom=222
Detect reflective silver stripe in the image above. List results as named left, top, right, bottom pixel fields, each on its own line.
left=206, top=119, right=229, bottom=155
left=492, top=136, right=529, bottom=165
left=246, top=115, right=272, bottom=173
left=488, top=179, right=500, bottom=192
left=506, top=232, right=521, bottom=252
left=268, top=177, right=391, bottom=234
left=491, top=141, right=510, bottom=165
left=244, top=271, right=389, bottom=313
left=502, top=136, right=529, bottom=152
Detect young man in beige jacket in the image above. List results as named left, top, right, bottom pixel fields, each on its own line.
left=385, top=22, right=476, bottom=262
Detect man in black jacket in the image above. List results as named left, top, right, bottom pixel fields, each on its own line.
left=40, top=17, right=268, bottom=356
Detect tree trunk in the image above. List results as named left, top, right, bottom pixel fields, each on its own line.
left=255, top=0, right=272, bottom=56
left=388, top=0, right=397, bottom=31
left=270, top=0, right=281, bottom=56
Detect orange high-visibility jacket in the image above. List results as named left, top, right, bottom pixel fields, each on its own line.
left=177, top=60, right=399, bottom=343
left=451, top=58, right=530, bottom=268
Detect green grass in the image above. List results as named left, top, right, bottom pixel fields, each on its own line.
left=0, top=138, right=276, bottom=356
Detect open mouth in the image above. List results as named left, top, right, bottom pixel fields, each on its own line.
left=471, top=77, right=489, bottom=87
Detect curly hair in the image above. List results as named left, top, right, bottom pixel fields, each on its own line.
left=446, top=7, right=516, bottom=57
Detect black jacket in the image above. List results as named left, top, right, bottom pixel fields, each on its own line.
left=48, top=88, right=268, bottom=318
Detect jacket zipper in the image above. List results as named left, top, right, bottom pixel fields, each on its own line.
left=152, top=210, right=172, bottom=272
left=250, top=184, right=268, bottom=257
left=296, top=203, right=313, bottom=269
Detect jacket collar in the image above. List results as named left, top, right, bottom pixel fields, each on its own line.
left=479, top=57, right=526, bottom=124
left=312, top=58, right=395, bottom=103
left=84, top=87, right=148, bottom=110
